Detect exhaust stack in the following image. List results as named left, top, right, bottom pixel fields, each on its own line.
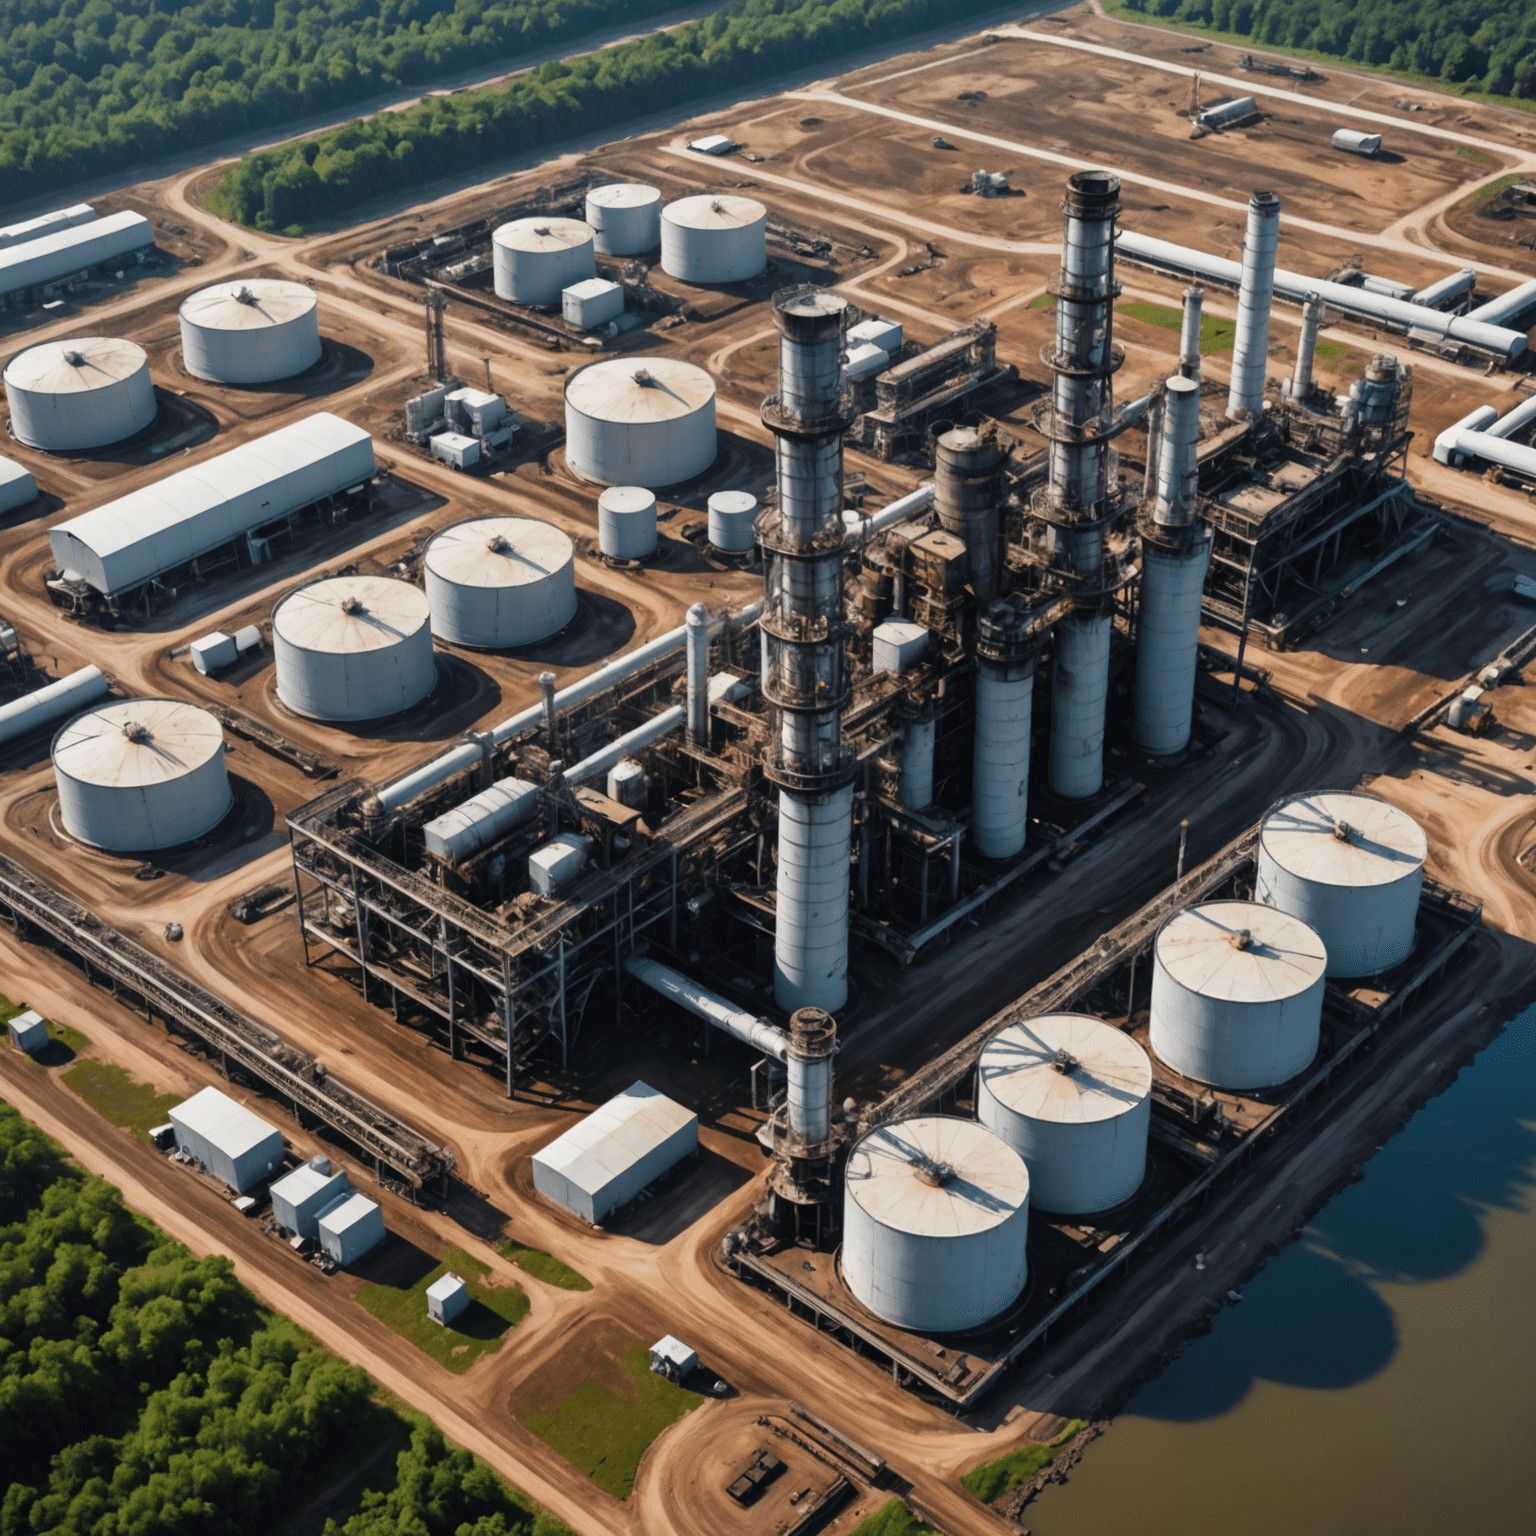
left=1288, top=292, right=1325, bottom=402
left=1179, top=286, right=1204, bottom=383
left=1227, top=191, right=1281, bottom=422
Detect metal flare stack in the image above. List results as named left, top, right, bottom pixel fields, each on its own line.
left=1227, top=190, right=1281, bottom=422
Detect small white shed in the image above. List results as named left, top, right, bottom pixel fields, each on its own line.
left=426, top=1271, right=470, bottom=1326
left=316, top=1192, right=385, bottom=1265
left=269, top=1158, right=351, bottom=1239
left=169, top=1086, right=284, bottom=1192
left=7, top=1009, right=47, bottom=1054
left=649, top=1335, right=698, bottom=1382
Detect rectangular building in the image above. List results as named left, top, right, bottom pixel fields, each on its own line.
left=7, top=1009, right=47, bottom=1054
left=317, top=1192, right=385, bottom=1265
left=0, top=211, right=153, bottom=299
left=532, top=1080, right=698, bottom=1224
left=169, top=1086, right=284, bottom=1192
left=269, top=1158, right=351, bottom=1239
left=426, top=1272, right=469, bottom=1325
left=0, top=203, right=96, bottom=250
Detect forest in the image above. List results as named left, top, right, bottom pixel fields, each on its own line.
left=0, top=1103, right=565, bottom=1536
left=0, top=0, right=688, bottom=207
left=213, top=0, right=996, bottom=229
left=1115, top=0, right=1536, bottom=101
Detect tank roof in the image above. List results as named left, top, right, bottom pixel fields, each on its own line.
left=4, top=336, right=146, bottom=393
left=663, top=193, right=766, bottom=230
left=179, top=279, right=317, bottom=330
left=53, top=698, right=224, bottom=788
left=844, top=1116, right=1028, bottom=1237
left=1259, top=791, right=1426, bottom=888
left=493, top=217, right=594, bottom=251
left=424, top=516, right=573, bottom=590
left=566, top=356, right=714, bottom=422
left=598, top=485, right=657, bottom=512
left=980, top=1015, right=1152, bottom=1125
left=587, top=182, right=660, bottom=208
left=273, top=574, right=430, bottom=654
left=1156, top=900, right=1327, bottom=1002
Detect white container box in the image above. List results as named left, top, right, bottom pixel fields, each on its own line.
left=430, top=430, right=481, bottom=470
left=563, top=277, right=624, bottom=330
left=872, top=619, right=929, bottom=675
left=269, top=1161, right=350, bottom=1239
left=190, top=631, right=239, bottom=675
left=426, top=1272, right=470, bottom=1325
left=848, top=317, right=902, bottom=352
left=169, top=1086, right=283, bottom=1192
left=7, top=1009, right=47, bottom=1054
left=529, top=832, right=590, bottom=896
left=316, top=1192, right=384, bottom=1265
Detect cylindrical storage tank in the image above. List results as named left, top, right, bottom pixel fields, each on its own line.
left=1150, top=900, right=1327, bottom=1090
left=585, top=183, right=661, bottom=255
left=492, top=218, right=596, bottom=306
left=52, top=698, right=231, bottom=851
left=842, top=1117, right=1029, bottom=1332
left=424, top=516, right=576, bottom=648
left=707, top=490, right=757, bottom=553
left=597, top=486, right=658, bottom=560
left=565, top=357, right=716, bottom=487
left=1255, top=791, right=1426, bottom=977
left=273, top=574, right=435, bottom=722
left=1049, top=611, right=1112, bottom=801
left=898, top=709, right=935, bottom=812
left=3, top=338, right=156, bottom=450
left=178, top=280, right=321, bottom=384
left=660, top=195, right=767, bottom=284
left=978, top=1014, right=1152, bottom=1214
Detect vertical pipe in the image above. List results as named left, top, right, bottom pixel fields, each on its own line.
left=685, top=603, right=709, bottom=745
left=1227, top=191, right=1282, bottom=422
left=1291, top=292, right=1324, bottom=401
left=539, top=671, right=557, bottom=740
left=1153, top=376, right=1201, bottom=527
left=1049, top=614, right=1113, bottom=799
left=787, top=1006, right=835, bottom=1150
left=774, top=785, right=855, bottom=1011
left=1179, top=286, right=1204, bottom=383
left=1141, top=390, right=1165, bottom=504
left=972, top=599, right=1037, bottom=858
left=898, top=707, right=936, bottom=812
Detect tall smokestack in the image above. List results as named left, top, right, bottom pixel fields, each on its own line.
left=935, top=426, right=1003, bottom=606
left=972, top=598, right=1037, bottom=859
left=759, top=288, right=856, bottom=1013
left=685, top=603, right=709, bottom=744
left=1179, top=286, right=1204, bottom=383
left=1289, top=292, right=1325, bottom=401
left=1227, top=191, right=1281, bottom=421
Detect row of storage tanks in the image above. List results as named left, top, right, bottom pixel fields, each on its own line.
left=1, top=279, right=322, bottom=450
left=842, top=792, right=1428, bottom=1334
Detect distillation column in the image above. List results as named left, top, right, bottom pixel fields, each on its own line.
left=1179, top=286, right=1204, bottom=384
left=1227, top=191, right=1281, bottom=422
left=1038, top=171, right=1125, bottom=802
left=935, top=425, right=1003, bottom=606
left=973, top=598, right=1038, bottom=858
left=758, top=289, right=856, bottom=1013
left=1133, top=375, right=1212, bottom=757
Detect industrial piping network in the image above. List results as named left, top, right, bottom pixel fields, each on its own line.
left=1433, top=395, right=1536, bottom=481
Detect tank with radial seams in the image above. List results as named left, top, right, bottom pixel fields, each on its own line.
left=660, top=194, right=767, bottom=283
left=492, top=217, right=595, bottom=305
left=178, top=279, right=321, bottom=384
left=564, top=356, right=716, bottom=488
left=3, top=337, right=157, bottom=450
left=423, top=516, right=576, bottom=648
left=584, top=182, right=661, bottom=255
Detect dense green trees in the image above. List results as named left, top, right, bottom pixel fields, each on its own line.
left=215, top=0, right=998, bottom=229
left=1117, top=0, right=1536, bottom=101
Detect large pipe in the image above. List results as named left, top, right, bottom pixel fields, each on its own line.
left=624, top=954, right=787, bottom=1060
left=564, top=706, right=683, bottom=786
left=685, top=603, right=709, bottom=745
left=844, top=482, right=936, bottom=541
left=1050, top=614, right=1112, bottom=799
left=1227, top=191, right=1281, bottom=421
left=1433, top=405, right=1499, bottom=465
left=972, top=599, right=1036, bottom=859
left=1153, top=376, right=1201, bottom=527
left=897, top=703, right=935, bottom=812
left=1446, top=430, right=1536, bottom=481
left=0, top=665, right=108, bottom=745
left=1410, top=268, right=1476, bottom=310
left=1289, top=292, right=1325, bottom=401
left=1179, top=286, right=1204, bottom=382
left=1463, top=277, right=1536, bottom=329
left=1485, top=394, right=1536, bottom=442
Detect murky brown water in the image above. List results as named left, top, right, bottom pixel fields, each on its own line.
left=1029, top=1011, right=1536, bottom=1536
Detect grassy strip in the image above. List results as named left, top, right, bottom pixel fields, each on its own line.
left=521, top=1338, right=696, bottom=1499
left=961, top=1418, right=1085, bottom=1503
left=62, top=1060, right=177, bottom=1141
left=1, top=991, right=92, bottom=1060
left=1117, top=299, right=1237, bottom=353
left=850, top=1499, right=943, bottom=1536
left=499, top=1238, right=592, bottom=1291
left=356, top=1243, right=528, bottom=1373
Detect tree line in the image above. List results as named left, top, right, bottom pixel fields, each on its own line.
left=1117, top=0, right=1536, bottom=100
left=0, top=1102, right=566, bottom=1536
left=0, top=0, right=688, bottom=208
left=213, top=0, right=1001, bottom=231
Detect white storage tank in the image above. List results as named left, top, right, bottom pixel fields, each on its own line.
left=424, top=515, right=576, bottom=648
left=977, top=1014, right=1152, bottom=1214
left=585, top=182, right=662, bottom=255
left=842, top=1116, right=1029, bottom=1333
left=597, top=485, right=658, bottom=560
left=52, top=698, right=231, bottom=851
left=565, top=356, right=716, bottom=487
left=1150, top=900, right=1327, bottom=1090
left=1255, top=791, right=1426, bottom=977
left=492, top=217, right=596, bottom=305
left=178, top=279, right=322, bottom=384
left=273, top=574, right=435, bottom=722
left=3, top=337, right=156, bottom=450
left=707, top=490, right=756, bottom=553
left=660, top=195, right=767, bottom=284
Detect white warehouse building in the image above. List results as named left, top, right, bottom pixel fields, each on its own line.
left=0, top=210, right=154, bottom=301
left=0, top=203, right=96, bottom=250
left=169, top=1086, right=284, bottom=1192
left=48, top=412, right=375, bottom=605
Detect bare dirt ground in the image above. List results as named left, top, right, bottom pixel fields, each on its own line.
left=3, top=9, right=1536, bottom=1536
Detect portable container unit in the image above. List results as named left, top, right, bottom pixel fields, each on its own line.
left=1255, top=791, right=1426, bottom=976
left=1198, top=94, right=1257, bottom=129
left=190, top=631, right=239, bottom=675
left=272, top=574, right=435, bottom=722
left=847, top=317, right=903, bottom=352
left=424, top=516, right=576, bottom=648
left=660, top=195, right=767, bottom=284
left=707, top=490, right=757, bottom=553
left=1150, top=899, right=1327, bottom=1090
left=422, top=776, right=539, bottom=864
left=844, top=342, right=889, bottom=382
left=492, top=218, right=596, bottom=305
left=426, top=1272, right=470, bottom=1325
left=316, top=1192, right=384, bottom=1266
left=179, top=280, right=322, bottom=384
left=49, top=413, right=375, bottom=601
left=1333, top=128, right=1383, bottom=156
left=429, top=430, right=481, bottom=470
left=268, top=1161, right=351, bottom=1239
left=4, top=337, right=157, bottom=450
left=597, top=485, right=659, bottom=559
left=650, top=1336, right=698, bottom=1381
left=52, top=698, right=231, bottom=850
left=872, top=620, right=928, bottom=675
left=0, top=203, right=95, bottom=250
left=565, top=357, right=717, bottom=487
left=168, top=1086, right=283, bottom=1192
left=585, top=183, right=662, bottom=255
left=7, top=1009, right=47, bottom=1054
left=977, top=1014, right=1152, bottom=1213
left=562, top=277, right=624, bottom=330
left=0, top=455, right=38, bottom=514
left=528, top=832, right=590, bottom=896
left=842, top=1116, right=1029, bottom=1333
left=444, top=387, right=505, bottom=435
left=0, top=210, right=153, bottom=300
left=531, top=1080, right=698, bottom=1223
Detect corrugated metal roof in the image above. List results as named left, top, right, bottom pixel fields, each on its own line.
left=535, top=1080, right=695, bottom=1197
left=179, top=279, right=316, bottom=330
left=1259, top=792, right=1425, bottom=889
left=979, top=1015, right=1151, bottom=1127
left=0, top=210, right=153, bottom=297
left=0, top=203, right=95, bottom=250
left=269, top=1162, right=344, bottom=1206
left=52, top=698, right=225, bottom=788
left=494, top=217, right=594, bottom=252
left=663, top=194, right=765, bottom=231
left=587, top=183, right=659, bottom=210
left=273, top=574, right=429, bottom=655
left=566, top=357, right=714, bottom=423
left=4, top=336, right=148, bottom=393
left=1157, top=900, right=1327, bottom=1002
left=169, top=1086, right=279, bottom=1161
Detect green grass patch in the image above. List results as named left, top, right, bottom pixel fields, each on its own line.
left=1451, top=172, right=1531, bottom=217
left=1455, top=144, right=1496, bottom=165
left=1028, top=292, right=1056, bottom=309
left=1, top=993, right=91, bottom=1065
left=356, top=1244, right=528, bottom=1374
left=62, top=1060, right=178, bottom=1141
left=1117, top=301, right=1236, bottom=353
left=498, top=1239, right=591, bottom=1291
left=961, top=1419, right=1084, bottom=1504
left=850, top=1499, right=943, bottom=1536
left=521, top=1337, right=697, bottom=1499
